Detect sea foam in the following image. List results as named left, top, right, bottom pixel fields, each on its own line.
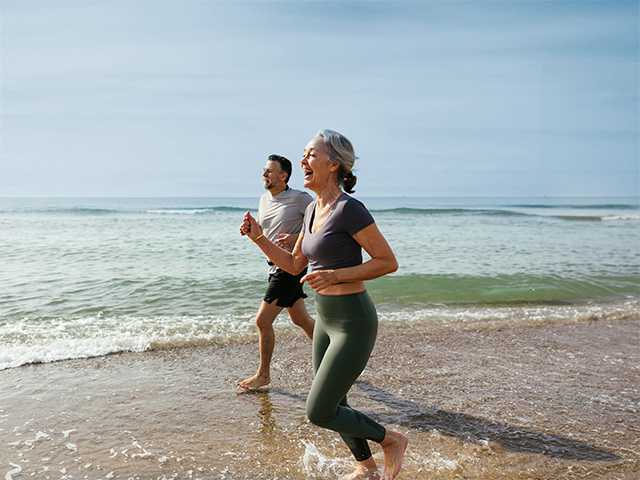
left=0, top=314, right=256, bottom=370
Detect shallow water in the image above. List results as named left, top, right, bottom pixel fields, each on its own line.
left=2, top=316, right=638, bottom=479
left=1, top=196, right=639, bottom=371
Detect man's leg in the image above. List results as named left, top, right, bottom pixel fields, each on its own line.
left=287, top=298, right=315, bottom=339
left=238, top=300, right=283, bottom=390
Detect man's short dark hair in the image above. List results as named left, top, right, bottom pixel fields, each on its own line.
left=268, top=154, right=292, bottom=183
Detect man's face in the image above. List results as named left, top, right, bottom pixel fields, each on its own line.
left=262, top=160, right=286, bottom=191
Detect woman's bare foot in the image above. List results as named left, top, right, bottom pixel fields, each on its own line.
left=236, top=372, right=270, bottom=393
left=380, top=430, right=408, bottom=480
left=340, top=459, right=380, bottom=480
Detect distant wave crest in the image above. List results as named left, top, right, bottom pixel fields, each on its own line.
left=552, top=214, right=640, bottom=222
left=145, top=206, right=253, bottom=214
left=3, top=204, right=637, bottom=220
left=0, top=206, right=256, bottom=215
left=0, top=207, right=121, bottom=215
left=368, top=207, right=640, bottom=222
left=370, top=207, right=530, bottom=217
left=504, top=203, right=639, bottom=210
left=602, top=214, right=640, bottom=221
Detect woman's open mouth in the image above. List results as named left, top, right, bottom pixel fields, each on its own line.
left=303, top=167, right=313, bottom=180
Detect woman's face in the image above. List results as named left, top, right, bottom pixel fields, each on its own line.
left=300, top=136, right=338, bottom=191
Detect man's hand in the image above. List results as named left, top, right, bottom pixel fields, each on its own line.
left=300, top=269, right=338, bottom=292
left=274, top=233, right=297, bottom=251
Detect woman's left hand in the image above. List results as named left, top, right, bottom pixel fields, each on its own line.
left=300, top=270, right=338, bottom=291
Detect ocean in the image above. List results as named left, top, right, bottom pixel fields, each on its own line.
left=1, top=196, right=639, bottom=371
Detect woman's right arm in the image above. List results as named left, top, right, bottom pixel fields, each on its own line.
left=242, top=212, right=308, bottom=275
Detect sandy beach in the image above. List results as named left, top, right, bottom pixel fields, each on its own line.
left=2, top=313, right=639, bottom=480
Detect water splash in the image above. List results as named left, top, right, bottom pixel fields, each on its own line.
left=4, top=463, right=22, bottom=480
left=301, top=441, right=351, bottom=479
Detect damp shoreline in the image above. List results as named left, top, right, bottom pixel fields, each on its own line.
left=2, top=314, right=639, bottom=479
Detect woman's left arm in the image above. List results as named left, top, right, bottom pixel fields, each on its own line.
left=335, top=223, right=398, bottom=282
left=301, top=223, right=398, bottom=289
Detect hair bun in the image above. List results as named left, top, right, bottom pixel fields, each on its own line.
left=343, top=171, right=357, bottom=194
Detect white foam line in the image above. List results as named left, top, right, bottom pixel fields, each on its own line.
left=2, top=301, right=637, bottom=371
left=22, top=431, right=51, bottom=448
left=603, top=214, right=640, bottom=221
left=130, top=440, right=153, bottom=459
left=378, top=300, right=640, bottom=324
left=5, top=463, right=22, bottom=480
left=145, top=209, right=210, bottom=215
left=0, top=314, right=253, bottom=370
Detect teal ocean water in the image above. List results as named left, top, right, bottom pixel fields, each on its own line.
left=1, top=196, right=639, bottom=370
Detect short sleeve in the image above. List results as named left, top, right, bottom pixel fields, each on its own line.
left=257, top=195, right=265, bottom=227
left=343, top=198, right=375, bottom=236
left=302, top=201, right=315, bottom=234
left=298, top=192, right=313, bottom=215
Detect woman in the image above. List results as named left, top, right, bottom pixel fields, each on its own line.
left=240, top=129, right=408, bottom=480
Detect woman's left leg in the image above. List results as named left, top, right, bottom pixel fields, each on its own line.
left=338, top=396, right=373, bottom=461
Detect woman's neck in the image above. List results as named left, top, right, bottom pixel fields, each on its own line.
left=314, top=184, right=343, bottom=209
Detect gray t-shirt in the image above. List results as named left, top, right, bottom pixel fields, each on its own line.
left=301, top=193, right=375, bottom=272
left=258, top=187, right=313, bottom=273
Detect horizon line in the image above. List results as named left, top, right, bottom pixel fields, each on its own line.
left=1, top=194, right=638, bottom=199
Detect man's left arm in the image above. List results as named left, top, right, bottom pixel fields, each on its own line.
left=274, top=193, right=311, bottom=250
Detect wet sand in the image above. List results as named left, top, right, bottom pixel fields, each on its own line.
left=1, top=314, right=639, bottom=479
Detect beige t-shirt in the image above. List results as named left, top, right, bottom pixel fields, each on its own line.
left=258, top=187, right=313, bottom=274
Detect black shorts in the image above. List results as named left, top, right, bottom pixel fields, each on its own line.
left=264, top=268, right=308, bottom=308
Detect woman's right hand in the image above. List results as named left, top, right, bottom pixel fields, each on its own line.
left=241, top=211, right=263, bottom=241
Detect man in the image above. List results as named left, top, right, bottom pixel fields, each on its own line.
left=238, top=154, right=315, bottom=392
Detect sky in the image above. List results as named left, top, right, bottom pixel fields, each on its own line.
left=0, top=0, right=638, bottom=197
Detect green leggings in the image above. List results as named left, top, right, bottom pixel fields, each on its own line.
left=306, top=291, right=386, bottom=461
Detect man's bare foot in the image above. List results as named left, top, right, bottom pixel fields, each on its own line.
left=236, top=373, right=270, bottom=393
left=381, top=430, right=408, bottom=480
left=340, top=463, right=380, bottom=480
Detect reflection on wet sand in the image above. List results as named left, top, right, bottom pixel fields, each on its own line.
left=256, top=392, right=277, bottom=439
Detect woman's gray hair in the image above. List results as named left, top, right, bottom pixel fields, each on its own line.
left=316, top=129, right=356, bottom=173
left=316, top=129, right=359, bottom=192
